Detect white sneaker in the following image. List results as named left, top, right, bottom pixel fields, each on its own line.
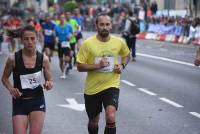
left=60, top=74, right=67, bottom=79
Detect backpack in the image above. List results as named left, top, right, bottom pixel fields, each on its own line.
left=129, top=18, right=140, bottom=35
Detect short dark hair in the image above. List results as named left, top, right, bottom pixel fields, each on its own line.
left=95, top=12, right=111, bottom=24
left=20, top=25, right=37, bottom=38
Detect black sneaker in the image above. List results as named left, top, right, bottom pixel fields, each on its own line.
left=132, top=58, right=136, bottom=62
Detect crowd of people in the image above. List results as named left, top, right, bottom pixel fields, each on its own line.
left=146, top=16, right=200, bottom=44
left=76, top=2, right=200, bottom=45
left=0, top=8, right=84, bottom=78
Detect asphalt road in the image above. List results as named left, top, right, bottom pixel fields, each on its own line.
left=0, top=32, right=200, bottom=134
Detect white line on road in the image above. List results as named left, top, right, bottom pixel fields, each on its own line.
left=159, top=98, right=184, bottom=108
left=121, top=80, right=136, bottom=87
left=137, top=88, right=157, bottom=96
left=58, top=98, right=85, bottom=111
left=189, top=112, right=200, bottom=119
left=137, top=53, right=195, bottom=67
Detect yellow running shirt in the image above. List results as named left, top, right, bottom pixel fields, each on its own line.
left=77, top=35, right=130, bottom=95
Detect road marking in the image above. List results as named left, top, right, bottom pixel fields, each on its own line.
left=58, top=98, right=85, bottom=111
left=137, top=88, right=157, bottom=96
left=121, top=80, right=136, bottom=87
left=159, top=98, right=184, bottom=108
left=137, top=53, right=195, bottom=67
left=189, top=112, right=200, bottom=119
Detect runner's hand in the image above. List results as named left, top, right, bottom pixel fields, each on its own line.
left=98, top=57, right=109, bottom=68
left=114, top=64, right=123, bottom=74
left=43, top=80, right=53, bottom=91
left=9, top=87, right=22, bottom=99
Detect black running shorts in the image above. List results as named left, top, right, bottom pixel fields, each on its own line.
left=84, top=87, right=119, bottom=119
left=12, top=96, right=46, bottom=116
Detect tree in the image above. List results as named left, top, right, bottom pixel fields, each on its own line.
left=63, top=0, right=78, bottom=12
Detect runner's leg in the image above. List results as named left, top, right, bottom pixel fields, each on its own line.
left=29, top=111, right=45, bottom=134
left=13, top=115, right=29, bottom=134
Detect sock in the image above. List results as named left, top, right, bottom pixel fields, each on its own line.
left=104, top=122, right=116, bottom=134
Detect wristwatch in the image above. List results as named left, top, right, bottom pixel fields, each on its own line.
left=121, top=63, right=126, bottom=69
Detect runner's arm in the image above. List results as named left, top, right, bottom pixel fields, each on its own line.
left=77, top=57, right=109, bottom=72
left=121, top=54, right=130, bottom=69
left=114, top=54, right=130, bottom=74
left=43, top=54, right=53, bottom=90
left=1, top=55, right=22, bottom=98
left=1, top=55, right=15, bottom=91
left=77, top=62, right=100, bottom=72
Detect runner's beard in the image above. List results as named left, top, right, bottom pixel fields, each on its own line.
left=98, top=30, right=109, bottom=38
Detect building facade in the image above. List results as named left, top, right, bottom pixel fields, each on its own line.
left=149, top=0, right=200, bottom=17
left=96, top=0, right=200, bottom=17
left=0, top=0, right=48, bottom=13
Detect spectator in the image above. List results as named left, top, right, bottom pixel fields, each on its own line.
left=123, top=11, right=139, bottom=61
left=150, top=1, right=158, bottom=15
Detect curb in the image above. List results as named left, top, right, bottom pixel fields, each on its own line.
left=136, top=32, right=200, bottom=46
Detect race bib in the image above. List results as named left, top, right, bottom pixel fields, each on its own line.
left=20, top=71, right=42, bottom=89
left=95, top=57, right=115, bottom=72
left=61, top=41, right=70, bottom=48
left=44, top=29, right=53, bottom=36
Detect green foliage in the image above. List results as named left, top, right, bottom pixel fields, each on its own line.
left=76, top=0, right=84, bottom=2
left=63, top=1, right=78, bottom=12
